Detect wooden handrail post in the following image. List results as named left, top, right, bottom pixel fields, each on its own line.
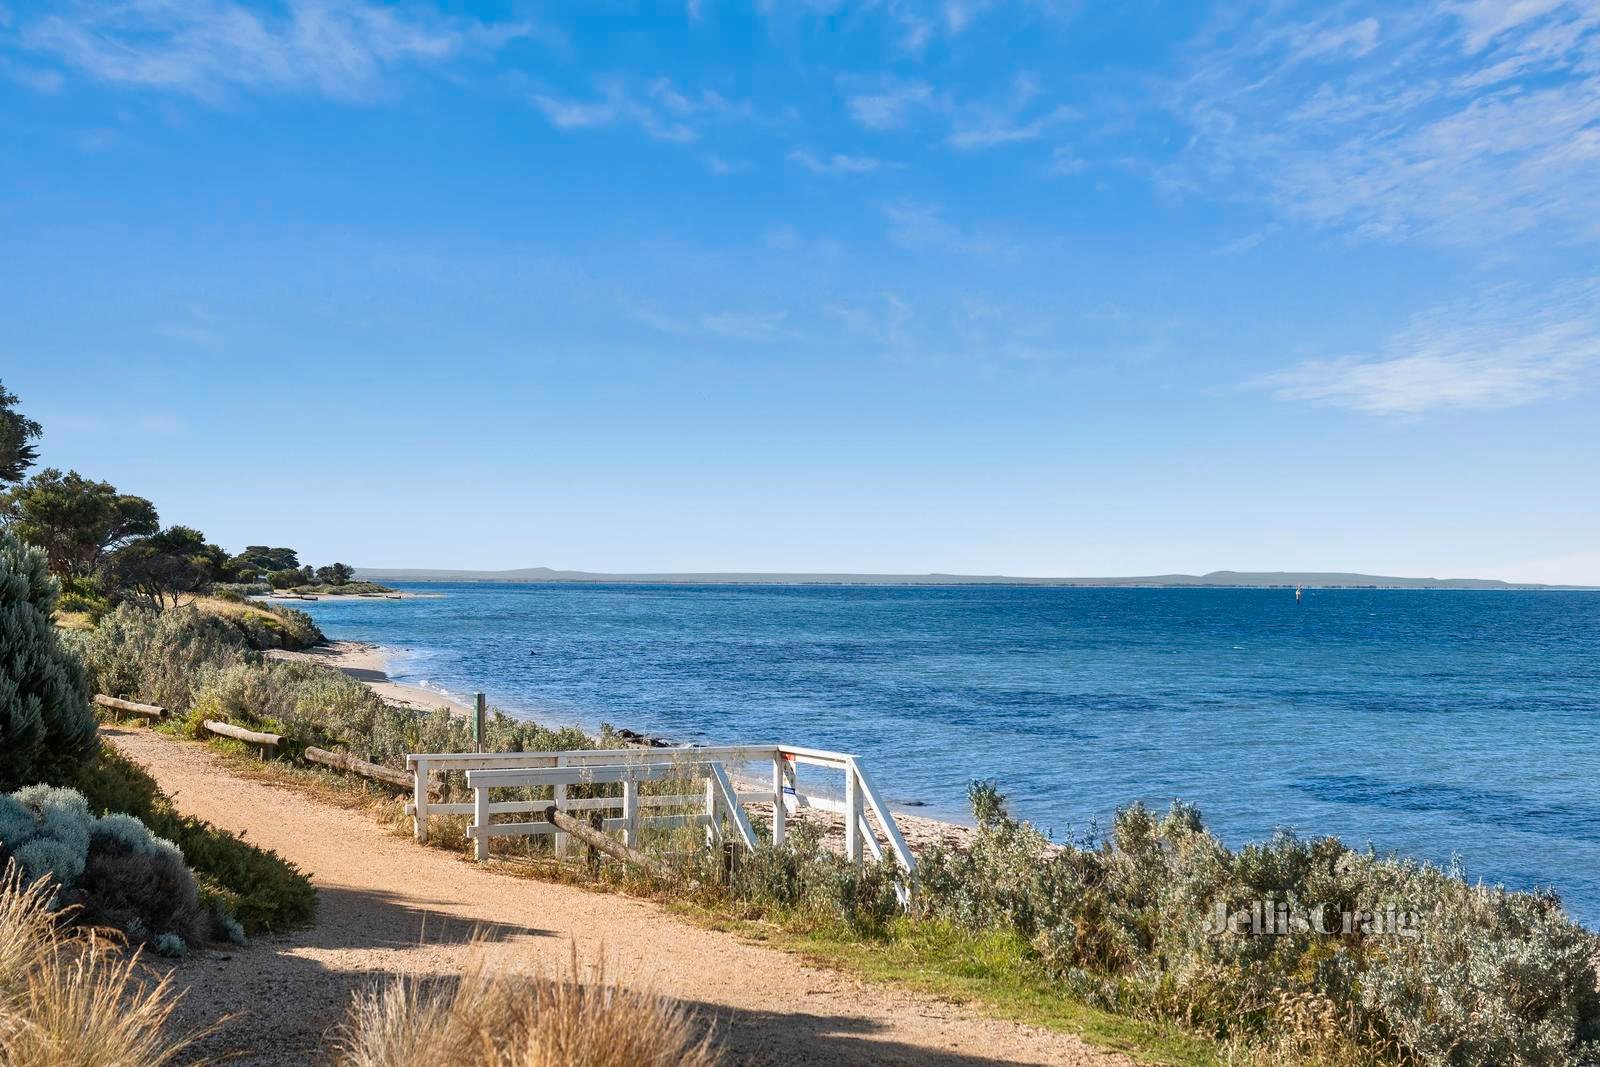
left=622, top=778, right=640, bottom=849
left=412, top=757, right=430, bottom=844
left=552, top=754, right=569, bottom=857
left=844, top=762, right=863, bottom=865
left=764, top=755, right=784, bottom=844
left=473, top=693, right=487, bottom=753
left=473, top=782, right=489, bottom=862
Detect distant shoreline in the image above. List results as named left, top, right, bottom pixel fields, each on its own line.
left=353, top=568, right=1594, bottom=591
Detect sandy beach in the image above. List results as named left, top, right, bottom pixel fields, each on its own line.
left=267, top=639, right=475, bottom=716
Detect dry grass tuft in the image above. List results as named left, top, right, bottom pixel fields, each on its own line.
left=0, top=865, right=206, bottom=1066
left=334, top=940, right=721, bottom=1067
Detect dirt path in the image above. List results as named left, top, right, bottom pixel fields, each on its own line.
left=107, top=728, right=1133, bottom=1067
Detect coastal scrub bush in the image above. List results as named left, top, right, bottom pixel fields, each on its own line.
left=731, top=819, right=903, bottom=935
left=0, top=866, right=203, bottom=1065
left=333, top=942, right=721, bottom=1067
left=69, top=744, right=315, bottom=936
left=0, top=530, right=98, bottom=792
left=67, top=603, right=246, bottom=713
left=0, top=785, right=207, bottom=952
left=912, top=784, right=1600, bottom=1067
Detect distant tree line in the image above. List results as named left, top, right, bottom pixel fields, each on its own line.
left=0, top=380, right=357, bottom=612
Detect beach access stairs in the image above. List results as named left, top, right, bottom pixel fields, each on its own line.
left=405, top=744, right=917, bottom=900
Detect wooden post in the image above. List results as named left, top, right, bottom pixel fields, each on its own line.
left=412, top=757, right=429, bottom=844
left=704, top=777, right=721, bottom=847
left=473, top=782, right=489, bottom=862
left=552, top=754, right=569, bottom=858
left=771, top=753, right=787, bottom=848
left=473, top=693, right=487, bottom=753
left=845, top=762, right=863, bottom=865
left=622, top=778, right=640, bottom=849
left=544, top=805, right=678, bottom=882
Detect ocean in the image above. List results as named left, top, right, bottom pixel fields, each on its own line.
left=285, top=583, right=1600, bottom=924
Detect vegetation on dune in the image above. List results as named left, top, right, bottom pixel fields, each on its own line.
left=333, top=942, right=721, bottom=1067
left=71, top=604, right=585, bottom=769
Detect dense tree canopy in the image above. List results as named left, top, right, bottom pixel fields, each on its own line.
left=315, top=563, right=354, bottom=586
left=106, top=525, right=224, bottom=611
left=229, top=546, right=299, bottom=576
left=0, top=529, right=97, bottom=790
left=2, top=469, right=159, bottom=579
left=0, top=380, right=42, bottom=486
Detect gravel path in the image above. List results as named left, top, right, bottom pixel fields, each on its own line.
left=108, top=727, right=1132, bottom=1066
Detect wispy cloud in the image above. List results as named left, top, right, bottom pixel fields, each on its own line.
left=627, top=302, right=788, bottom=342
left=10, top=0, right=536, bottom=101
left=788, top=147, right=884, bottom=174
left=1256, top=279, right=1600, bottom=414
left=843, top=76, right=933, bottom=129
left=534, top=76, right=749, bottom=143
left=1165, top=1, right=1600, bottom=246
left=844, top=70, right=1076, bottom=152
left=881, top=200, right=1012, bottom=255
left=946, top=71, right=1078, bottom=150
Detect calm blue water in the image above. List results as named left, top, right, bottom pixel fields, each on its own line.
left=288, top=584, right=1600, bottom=924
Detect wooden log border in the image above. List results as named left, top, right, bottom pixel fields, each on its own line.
left=303, top=746, right=415, bottom=792
left=94, top=694, right=166, bottom=719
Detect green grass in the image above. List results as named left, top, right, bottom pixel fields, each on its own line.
left=671, top=908, right=1224, bottom=1066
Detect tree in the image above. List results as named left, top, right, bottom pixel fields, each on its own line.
left=230, top=546, right=299, bottom=575
left=105, top=526, right=218, bottom=611
left=0, top=380, right=42, bottom=486
left=0, top=529, right=97, bottom=791
left=314, top=562, right=354, bottom=586
left=267, top=569, right=300, bottom=590
left=2, top=469, right=159, bottom=579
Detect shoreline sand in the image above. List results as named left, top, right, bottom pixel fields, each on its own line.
left=266, top=640, right=475, bottom=716
left=271, top=639, right=978, bottom=853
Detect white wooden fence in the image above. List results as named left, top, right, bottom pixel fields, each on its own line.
left=404, top=743, right=917, bottom=897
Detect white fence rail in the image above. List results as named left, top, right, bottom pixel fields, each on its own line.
left=405, top=742, right=916, bottom=898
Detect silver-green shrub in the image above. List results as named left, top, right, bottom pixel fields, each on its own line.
left=0, top=783, right=208, bottom=950
left=916, top=784, right=1600, bottom=1066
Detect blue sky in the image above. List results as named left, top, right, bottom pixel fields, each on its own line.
left=2, top=1, right=1598, bottom=582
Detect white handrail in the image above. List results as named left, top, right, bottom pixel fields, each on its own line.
left=415, top=740, right=917, bottom=902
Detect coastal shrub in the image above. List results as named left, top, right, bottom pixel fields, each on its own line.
left=67, top=603, right=246, bottom=713
left=69, top=744, right=315, bottom=936
left=0, top=866, right=203, bottom=1065
left=332, top=942, right=721, bottom=1067
left=0, top=785, right=207, bottom=951
left=911, top=785, right=1600, bottom=1066
left=732, top=819, right=903, bottom=935
left=0, top=530, right=98, bottom=792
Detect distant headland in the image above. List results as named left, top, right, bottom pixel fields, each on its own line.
left=352, top=567, right=1591, bottom=590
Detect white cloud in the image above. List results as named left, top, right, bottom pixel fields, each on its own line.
left=1166, top=1, right=1600, bottom=246
left=534, top=77, right=748, bottom=144
left=700, top=310, right=788, bottom=341
left=844, top=77, right=932, bottom=129
left=948, top=103, right=1076, bottom=150
left=627, top=303, right=787, bottom=342
left=1257, top=280, right=1600, bottom=414
left=788, top=147, right=883, bottom=174
left=12, top=0, right=535, bottom=101
left=826, top=292, right=912, bottom=347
